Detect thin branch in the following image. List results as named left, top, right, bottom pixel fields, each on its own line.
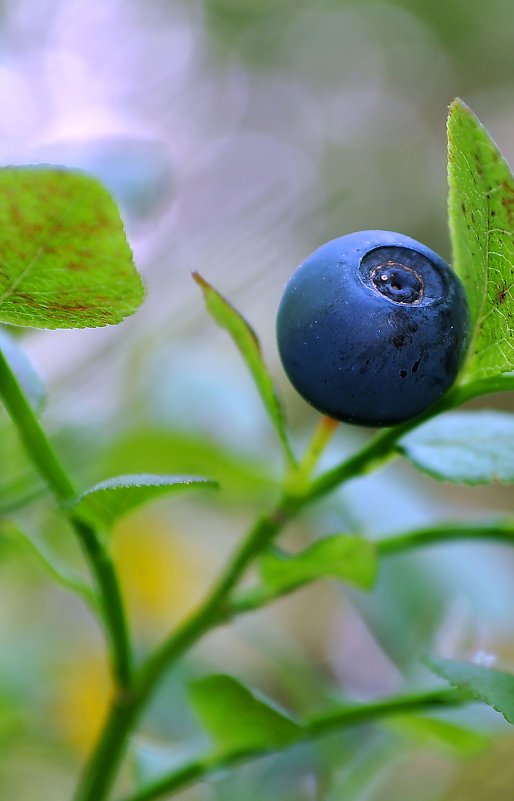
left=377, top=521, right=514, bottom=557
left=0, top=347, right=132, bottom=689
left=116, top=688, right=465, bottom=801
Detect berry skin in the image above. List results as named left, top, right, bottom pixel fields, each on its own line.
left=276, top=230, right=470, bottom=427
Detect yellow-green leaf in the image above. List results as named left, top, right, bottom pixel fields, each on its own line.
left=0, top=167, right=144, bottom=329
left=448, top=100, right=514, bottom=381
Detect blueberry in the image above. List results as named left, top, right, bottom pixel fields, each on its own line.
left=276, top=230, right=470, bottom=427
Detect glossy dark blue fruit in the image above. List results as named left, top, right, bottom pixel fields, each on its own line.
left=276, top=230, right=470, bottom=427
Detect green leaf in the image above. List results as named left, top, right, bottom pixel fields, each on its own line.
left=70, top=474, right=218, bottom=529
left=0, top=329, right=46, bottom=413
left=0, top=167, right=144, bottom=329
left=262, top=535, right=376, bottom=592
left=232, top=535, right=376, bottom=614
left=427, top=657, right=514, bottom=724
left=101, top=427, right=277, bottom=506
left=0, top=521, right=96, bottom=608
left=448, top=99, right=514, bottom=382
left=193, top=272, right=295, bottom=467
left=190, top=674, right=302, bottom=755
left=0, top=476, right=45, bottom=516
left=399, top=410, right=514, bottom=484
left=387, top=715, right=489, bottom=755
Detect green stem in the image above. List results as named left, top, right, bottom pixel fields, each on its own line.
left=0, top=349, right=75, bottom=501
left=115, top=688, right=465, bottom=801
left=135, top=506, right=291, bottom=700
left=136, top=497, right=296, bottom=698
left=74, top=496, right=297, bottom=801
left=304, top=386, right=462, bottom=504
left=117, top=761, right=206, bottom=801
left=456, top=375, right=514, bottom=401
left=306, top=426, right=401, bottom=501
left=295, top=375, right=514, bottom=506
left=73, top=694, right=138, bottom=801
left=227, top=519, right=514, bottom=617
left=0, top=348, right=132, bottom=689
left=377, top=520, right=514, bottom=557
left=304, top=687, right=465, bottom=735
left=72, top=383, right=475, bottom=801
left=287, top=415, right=339, bottom=493
left=71, top=517, right=132, bottom=688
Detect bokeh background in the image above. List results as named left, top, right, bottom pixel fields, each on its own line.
left=1, top=0, right=514, bottom=799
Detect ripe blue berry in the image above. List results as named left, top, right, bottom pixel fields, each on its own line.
left=276, top=230, right=470, bottom=427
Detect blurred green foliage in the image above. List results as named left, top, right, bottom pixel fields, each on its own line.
left=2, top=1, right=514, bottom=800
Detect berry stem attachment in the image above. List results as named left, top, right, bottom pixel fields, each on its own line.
left=286, top=415, right=338, bottom=492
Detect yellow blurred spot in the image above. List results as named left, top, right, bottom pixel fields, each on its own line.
left=111, top=513, right=208, bottom=637
left=54, top=515, right=209, bottom=756
left=55, top=653, right=112, bottom=757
